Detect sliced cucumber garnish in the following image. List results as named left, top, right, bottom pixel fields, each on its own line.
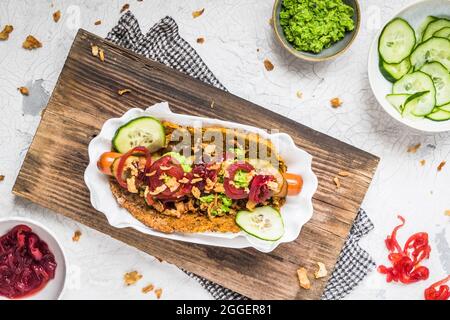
left=402, top=91, right=434, bottom=117
left=434, top=27, right=450, bottom=39
left=235, top=206, right=284, bottom=241
left=420, top=62, right=450, bottom=106
left=393, top=71, right=436, bottom=95
left=440, top=102, right=450, bottom=112
left=410, top=37, right=450, bottom=71
left=113, top=117, right=165, bottom=153
left=422, top=18, right=450, bottom=41
left=418, top=16, right=437, bottom=42
left=426, top=108, right=450, bottom=121
left=386, top=94, right=411, bottom=113
left=379, top=57, right=411, bottom=82
left=380, top=17, right=450, bottom=122
left=379, top=18, right=416, bottom=64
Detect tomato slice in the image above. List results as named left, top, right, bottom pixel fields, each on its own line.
left=283, top=173, right=303, bottom=196
left=97, top=152, right=122, bottom=175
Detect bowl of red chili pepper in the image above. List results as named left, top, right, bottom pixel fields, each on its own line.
left=0, top=217, right=67, bottom=300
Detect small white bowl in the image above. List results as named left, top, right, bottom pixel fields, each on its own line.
left=0, top=217, right=67, bottom=300
left=368, top=0, right=450, bottom=132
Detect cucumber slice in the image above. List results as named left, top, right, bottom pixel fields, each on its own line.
left=410, top=37, right=450, bottom=71
left=379, top=57, right=411, bottom=82
left=434, top=27, right=450, bottom=39
left=235, top=206, right=284, bottom=241
left=402, top=91, right=434, bottom=117
left=393, top=71, right=436, bottom=95
left=420, top=62, right=450, bottom=106
left=423, top=18, right=450, bottom=41
left=426, top=109, right=450, bottom=121
left=440, top=102, right=450, bottom=112
left=386, top=94, right=411, bottom=113
left=379, top=18, right=416, bottom=64
left=418, top=16, right=438, bottom=42
left=112, top=117, right=165, bottom=153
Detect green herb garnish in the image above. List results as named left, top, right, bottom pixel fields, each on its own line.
left=279, top=0, right=355, bottom=54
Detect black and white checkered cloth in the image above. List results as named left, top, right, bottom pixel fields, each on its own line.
left=106, top=12, right=376, bottom=300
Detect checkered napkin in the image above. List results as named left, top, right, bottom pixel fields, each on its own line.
left=106, top=12, right=376, bottom=300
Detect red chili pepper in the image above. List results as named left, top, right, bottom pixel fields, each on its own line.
left=116, top=146, right=151, bottom=189
left=424, top=275, right=450, bottom=300
left=378, top=215, right=431, bottom=284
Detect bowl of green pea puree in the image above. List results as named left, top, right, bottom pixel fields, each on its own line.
left=273, top=0, right=360, bottom=61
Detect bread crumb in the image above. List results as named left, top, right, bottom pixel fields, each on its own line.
left=330, top=97, right=342, bottom=108
left=142, top=284, right=154, bottom=294
left=437, top=161, right=446, bottom=172
left=314, top=262, right=328, bottom=279
left=192, top=8, right=205, bottom=18
left=419, top=159, right=426, bottom=166
left=0, top=25, right=14, bottom=40
left=98, top=48, right=105, bottom=62
left=72, top=230, right=82, bottom=242
left=124, top=271, right=142, bottom=286
left=296, top=91, right=303, bottom=99
left=22, top=35, right=42, bottom=49
left=94, top=20, right=102, bottom=25
left=18, top=87, right=29, bottom=96
left=297, top=267, right=311, bottom=289
left=155, top=288, right=163, bottom=299
left=337, top=171, right=350, bottom=177
left=263, top=59, right=274, bottom=71
left=196, top=37, right=205, bottom=44
left=0, top=175, right=4, bottom=182
left=120, top=3, right=130, bottom=13
left=118, top=88, right=131, bottom=96
left=333, top=177, right=341, bottom=188
left=407, top=143, right=421, bottom=153
left=53, top=10, right=61, bottom=22
left=91, top=44, right=99, bottom=56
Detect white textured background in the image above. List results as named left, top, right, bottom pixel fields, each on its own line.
left=0, top=0, right=449, bottom=300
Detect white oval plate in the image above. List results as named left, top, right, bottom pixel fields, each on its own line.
left=0, top=217, right=67, bottom=300
left=368, top=0, right=450, bottom=132
left=84, top=102, right=318, bottom=252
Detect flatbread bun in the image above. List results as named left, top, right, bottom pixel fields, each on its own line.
left=110, top=179, right=241, bottom=234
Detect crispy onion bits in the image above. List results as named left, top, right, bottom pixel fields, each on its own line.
left=378, top=215, right=431, bottom=284
left=424, top=275, right=450, bottom=300
left=116, top=146, right=152, bottom=189
left=147, top=155, right=186, bottom=202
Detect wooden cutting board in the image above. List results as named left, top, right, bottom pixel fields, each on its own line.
left=13, top=29, right=379, bottom=300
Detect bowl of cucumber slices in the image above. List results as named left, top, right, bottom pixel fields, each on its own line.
left=368, top=0, right=450, bottom=132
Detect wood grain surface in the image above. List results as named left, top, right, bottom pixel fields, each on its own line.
left=13, top=29, right=379, bottom=300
